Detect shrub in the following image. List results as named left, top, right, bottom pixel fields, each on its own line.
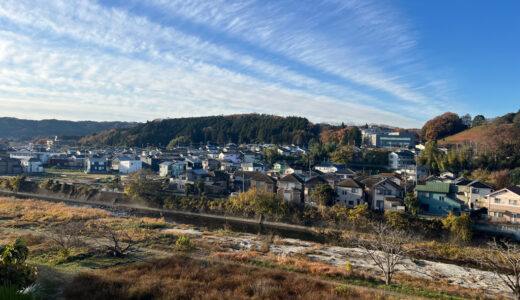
left=335, top=286, right=351, bottom=297
left=345, top=261, right=353, bottom=272
left=442, top=213, right=472, bottom=243
left=0, top=238, right=37, bottom=289
left=175, top=235, right=194, bottom=252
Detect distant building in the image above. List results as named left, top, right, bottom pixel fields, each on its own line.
left=362, top=128, right=415, bottom=148
left=159, top=161, right=185, bottom=178
left=0, top=158, right=22, bottom=175
left=119, top=158, right=142, bottom=174
left=241, top=162, right=265, bottom=172
left=388, top=150, right=415, bottom=170
left=85, top=157, right=107, bottom=174
left=314, top=162, right=344, bottom=174
left=277, top=174, right=304, bottom=203
left=21, top=157, right=43, bottom=173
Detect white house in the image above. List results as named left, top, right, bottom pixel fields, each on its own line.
left=159, top=160, right=186, bottom=178
left=119, top=158, right=142, bottom=174
left=241, top=162, right=264, bottom=172
left=314, top=162, right=344, bottom=174
left=21, top=157, right=43, bottom=173
left=388, top=150, right=415, bottom=170
left=218, top=152, right=241, bottom=163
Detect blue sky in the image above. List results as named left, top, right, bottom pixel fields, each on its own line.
left=0, top=0, right=518, bottom=128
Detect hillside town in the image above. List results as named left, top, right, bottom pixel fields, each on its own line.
left=1, top=124, right=516, bottom=224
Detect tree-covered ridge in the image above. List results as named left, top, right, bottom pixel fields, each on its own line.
left=81, top=114, right=319, bottom=146
left=0, top=117, right=136, bottom=140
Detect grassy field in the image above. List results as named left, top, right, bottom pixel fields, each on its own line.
left=0, top=197, right=507, bottom=300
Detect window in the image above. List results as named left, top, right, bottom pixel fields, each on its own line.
left=509, top=199, right=518, bottom=205
left=494, top=198, right=501, bottom=204
left=493, top=212, right=504, bottom=218
left=472, top=188, right=479, bottom=193
left=421, top=192, right=429, bottom=197
left=376, top=189, right=383, bottom=195
left=351, top=188, right=357, bottom=193
left=439, top=196, right=445, bottom=201
left=348, top=201, right=354, bottom=206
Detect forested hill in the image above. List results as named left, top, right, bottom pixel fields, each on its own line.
left=0, top=117, right=137, bottom=140
left=79, top=114, right=320, bottom=146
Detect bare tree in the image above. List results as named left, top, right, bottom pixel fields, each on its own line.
left=359, top=222, right=411, bottom=285
left=481, top=239, right=520, bottom=300
left=95, top=223, right=138, bottom=257
left=48, top=221, right=83, bottom=251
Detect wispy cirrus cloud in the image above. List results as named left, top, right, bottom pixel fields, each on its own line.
left=0, top=0, right=456, bottom=127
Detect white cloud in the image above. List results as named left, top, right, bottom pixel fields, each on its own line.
left=0, top=0, right=453, bottom=127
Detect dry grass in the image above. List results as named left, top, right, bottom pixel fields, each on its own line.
left=0, top=197, right=110, bottom=226
left=394, top=273, right=506, bottom=300
left=63, top=255, right=394, bottom=300
left=439, top=125, right=493, bottom=145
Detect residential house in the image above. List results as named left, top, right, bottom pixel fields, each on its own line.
left=241, top=162, right=265, bottom=172
left=454, top=178, right=494, bottom=209
left=388, top=150, right=414, bottom=170
left=283, top=166, right=304, bottom=176
left=48, top=155, right=85, bottom=169
left=203, top=171, right=230, bottom=195
left=202, top=158, right=220, bottom=171
left=334, top=168, right=355, bottom=180
left=250, top=172, right=276, bottom=193
left=0, top=158, right=22, bottom=175
left=485, top=186, right=520, bottom=223
left=440, top=171, right=457, bottom=181
left=171, top=169, right=208, bottom=192
left=277, top=174, right=304, bottom=203
left=21, top=157, right=43, bottom=173
left=85, top=157, right=108, bottom=174
left=159, top=161, right=174, bottom=177
left=415, top=182, right=463, bottom=216
left=241, top=151, right=261, bottom=163
left=304, top=176, right=329, bottom=206
left=361, top=177, right=404, bottom=211
left=218, top=152, right=241, bottom=163
left=119, top=158, right=142, bottom=174
left=273, top=161, right=289, bottom=173
left=335, top=178, right=365, bottom=208
left=314, top=162, right=344, bottom=174
left=185, top=157, right=202, bottom=170
left=277, top=147, right=291, bottom=156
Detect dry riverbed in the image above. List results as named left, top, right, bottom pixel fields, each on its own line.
left=165, top=227, right=510, bottom=298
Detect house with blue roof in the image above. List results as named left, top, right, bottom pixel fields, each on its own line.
left=415, top=182, right=464, bottom=216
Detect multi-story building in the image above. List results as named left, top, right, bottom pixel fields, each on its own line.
left=485, top=186, right=520, bottom=223
left=362, top=128, right=415, bottom=148
left=388, top=150, right=415, bottom=170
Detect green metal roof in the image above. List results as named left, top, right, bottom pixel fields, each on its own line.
left=415, top=182, right=451, bottom=194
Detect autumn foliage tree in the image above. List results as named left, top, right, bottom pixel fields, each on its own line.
left=421, top=112, right=467, bottom=141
